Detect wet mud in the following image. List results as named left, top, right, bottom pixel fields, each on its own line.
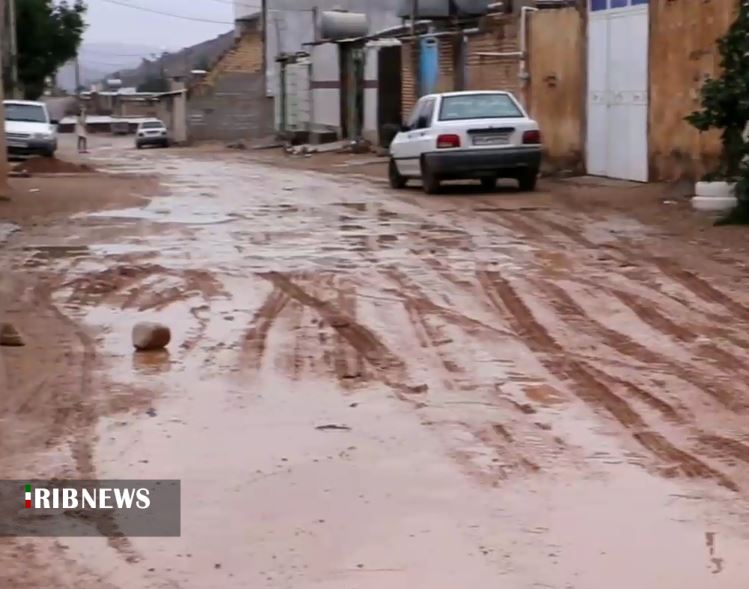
left=1, top=140, right=749, bottom=587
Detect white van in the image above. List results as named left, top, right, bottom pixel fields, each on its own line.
left=4, top=100, right=58, bottom=157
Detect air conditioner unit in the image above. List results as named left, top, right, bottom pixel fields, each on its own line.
left=396, top=0, right=491, bottom=18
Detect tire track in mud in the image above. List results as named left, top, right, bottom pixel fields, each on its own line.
left=242, top=287, right=290, bottom=371
left=533, top=279, right=742, bottom=414
left=258, top=272, right=423, bottom=400
left=31, top=282, right=143, bottom=562
left=439, top=419, right=541, bottom=484
left=477, top=270, right=738, bottom=491
left=650, top=257, right=749, bottom=321
left=385, top=269, right=466, bottom=390
left=475, top=209, right=749, bottom=368
left=609, top=288, right=749, bottom=396
left=331, top=276, right=367, bottom=385
left=480, top=209, right=749, bottom=333
left=387, top=265, right=510, bottom=338
left=699, top=435, right=749, bottom=465
left=278, top=298, right=306, bottom=379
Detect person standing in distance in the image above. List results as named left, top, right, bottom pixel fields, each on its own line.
left=76, top=110, right=88, bottom=153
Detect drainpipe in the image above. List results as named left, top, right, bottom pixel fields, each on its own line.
left=519, top=6, right=538, bottom=105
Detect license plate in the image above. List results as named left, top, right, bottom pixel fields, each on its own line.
left=472, top=134, right=509, bottom=146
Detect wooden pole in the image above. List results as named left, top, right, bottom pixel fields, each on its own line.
left=7, top=0, right=17, bottom=98
left=411, top=0, right=420, bottom=98
left=0, top=0, right=10, bottom=199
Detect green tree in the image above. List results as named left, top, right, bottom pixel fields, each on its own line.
left=686, top=0, right=749, bottom=222
left=16, top=0, right=87, bottom=99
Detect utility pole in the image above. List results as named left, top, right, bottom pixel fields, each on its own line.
left=7, top=0, right=16, bottom=98
left=0, top=0, right=9, bottom=198
left=74, top=56, right=81, bottom=95
left=411, top=0, right=420, bottom=98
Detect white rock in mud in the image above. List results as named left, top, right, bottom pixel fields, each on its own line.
left=132, top=322, right=171, bottom=351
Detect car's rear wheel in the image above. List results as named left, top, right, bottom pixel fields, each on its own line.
left=421, top=157, right=441, bottom=194
left=480, top=177, right=497, bottom=191
left=388, top=158, right=407, bottom=189
left=517, top=169, right=538, bottom=192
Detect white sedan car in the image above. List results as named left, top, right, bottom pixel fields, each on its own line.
left=389, top=91, right=541, bottom=194
left=135, top=119, right=170, bottom=149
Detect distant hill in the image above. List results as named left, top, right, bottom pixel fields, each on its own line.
left=57, top=42, right=164, bottom=92
left=55, top=34, right=235, bottom=93
left=96, top=31, right=235, bottom=90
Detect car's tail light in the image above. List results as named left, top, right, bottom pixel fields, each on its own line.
left=522, top=130, right=541, bottom=144
left=436, top=134, right=461, bottom=149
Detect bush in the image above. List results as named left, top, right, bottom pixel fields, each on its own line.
left=686, top=0, right=749, bottom=223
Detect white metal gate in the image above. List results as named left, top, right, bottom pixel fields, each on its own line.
left=587, top=0, right=649, bottom=182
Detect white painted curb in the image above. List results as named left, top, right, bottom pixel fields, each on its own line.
left=692, top=196, right=738, bottom=212
left=695, top=181, right=736, bottom=198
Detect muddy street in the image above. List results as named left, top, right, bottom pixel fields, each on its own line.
left=2, top=139, right=749, bottom=587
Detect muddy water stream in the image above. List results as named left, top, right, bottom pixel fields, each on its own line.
left=2, top=143, right=749, bottom=587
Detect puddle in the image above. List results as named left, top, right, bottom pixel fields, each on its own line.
left=0, top=223, right=20, bottom=243
left=89, top=243, right=157, bottom=256
left=83, top=203, right=237, bottom=225
left=23, top=245, right=90, bottom=258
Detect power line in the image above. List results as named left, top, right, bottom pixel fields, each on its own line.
left=81, top=49, right=155, bottom=58
left=204, top=0, right=315, bottom=13
left=96, top=0, right=235, bottom=24
left=203, top=0, right=261, bottom=10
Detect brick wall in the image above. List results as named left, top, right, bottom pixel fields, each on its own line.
left=401, top=43, right=416, bottom=119
left=187, top=26, right=272, bottom=142
left=199, top=28, right=264, bottom=92
left=436, top=38, right=456, bottom=93
left=465, top=17, right=521, bottom=100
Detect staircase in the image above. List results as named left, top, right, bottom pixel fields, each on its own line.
left=192, top=32, right=263, bottom=96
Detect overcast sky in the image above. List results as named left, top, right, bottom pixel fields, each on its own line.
left=83, top=0, right=245, bottom=50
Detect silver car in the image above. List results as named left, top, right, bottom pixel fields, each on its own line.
left=135, top=120, right=170, bottom=149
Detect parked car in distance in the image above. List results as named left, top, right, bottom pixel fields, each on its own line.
left=3, top=100, right=58, bottom=157
left=389, top=91, right=541, bottom=194
left=135, top=120, right=170, bottom=149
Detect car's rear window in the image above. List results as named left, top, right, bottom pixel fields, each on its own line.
left=141, top=122, right=164, bottom=129
left=439, top=94, right=522, bottom=121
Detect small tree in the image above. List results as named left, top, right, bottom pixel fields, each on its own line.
left=686, top=0, right=749, bottom=221
left=16, top=0, right=87, bottom=99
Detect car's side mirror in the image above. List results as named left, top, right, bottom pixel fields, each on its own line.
left=400, top=123, right=410, bottom=132
left=50, top=119, right=59, bottom=125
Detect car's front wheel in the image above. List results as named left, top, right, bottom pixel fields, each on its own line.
left=421, top=157, right=441, bottom=194
left=388, top=158, right=407, bottom=189
left=517, top=169, right=538, bottom=192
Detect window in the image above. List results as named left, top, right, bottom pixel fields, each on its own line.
left=141, top=121, right=165, bottom=129
left=416, top=98, right=435, bottom=129
left=4, top=103, right=46, bottom=123
left=438, top=93, right=523, bottom=121
left=406, top=100, right=424, bottom=129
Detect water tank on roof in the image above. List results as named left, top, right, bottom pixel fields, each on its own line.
left=319, top=11, right=369, bottom=41
left=396, top=0, right=491, bottom=18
